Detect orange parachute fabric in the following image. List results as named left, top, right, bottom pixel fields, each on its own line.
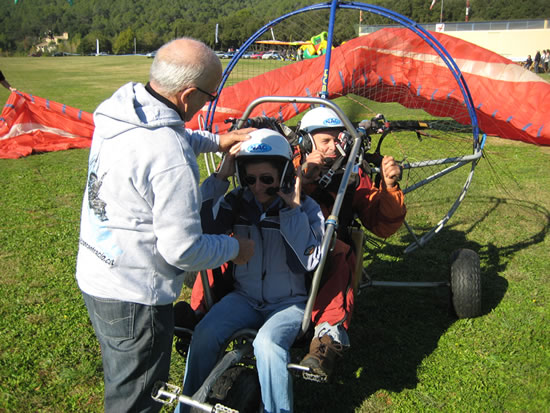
left=3, top=26, right=548, bottom=160
left=0, top=91, right=94, bottom=159
left=189, top=27, right=550, bottom=146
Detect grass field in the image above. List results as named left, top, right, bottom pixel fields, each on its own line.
left=0, top=56, right=549, bottom=412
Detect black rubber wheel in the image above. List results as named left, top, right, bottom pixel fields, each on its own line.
left=208, top=365, right=262, bottom=413
left=450, top=248, right=482, bottom=318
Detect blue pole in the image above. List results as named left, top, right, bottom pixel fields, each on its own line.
left=319, top=0, right=339, bottom=100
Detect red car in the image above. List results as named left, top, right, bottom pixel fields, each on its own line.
left=250, top=52, right=265, bottom=59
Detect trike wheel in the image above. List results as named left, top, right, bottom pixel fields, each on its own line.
left=208, top=365, right=262, bottom=413
left=450, top=248, right=482, bottom=318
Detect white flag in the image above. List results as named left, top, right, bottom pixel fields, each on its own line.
left=430, top=0, right=437, bottom=10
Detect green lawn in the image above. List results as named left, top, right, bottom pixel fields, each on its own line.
left=0, top=56, right=549, bottom=412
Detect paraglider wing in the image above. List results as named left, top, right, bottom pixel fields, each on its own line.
left=0, top=91, right=94, bottom=159
left=377, top=28, right=550, bottom=146
left=191, top=27, right=549, bottom=146
left=436, top=30, right=550, bottom=146
left=202, top=56, right=325, bottom=134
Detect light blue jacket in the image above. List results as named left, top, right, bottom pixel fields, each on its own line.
left=200, top=175, right=325, bottom=310
left=76, top=82, right=239, bottom=305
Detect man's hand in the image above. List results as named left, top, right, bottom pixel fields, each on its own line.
left=301, top=150, right=325, bottom=184
left=278, top=172, right=302, bottom=209
left=216, top=142, right=242, bottom=181
left=218, top=128, right=255, bottom=152
left=232, top=234, right=255, bottom=265
left=381, top=155, right=402, bottom=189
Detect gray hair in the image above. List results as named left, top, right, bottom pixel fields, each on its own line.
left=149, top=37, right=219, bottom=96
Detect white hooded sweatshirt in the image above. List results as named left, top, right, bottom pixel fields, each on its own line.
left=76, top=82, right=239, bottom=305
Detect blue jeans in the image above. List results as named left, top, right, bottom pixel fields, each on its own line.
left=177, top=292, right=305, bottom=413
left=82, top=291, right=174, bottom=413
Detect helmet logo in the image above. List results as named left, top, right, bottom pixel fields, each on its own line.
left=323, top=117, right=342, bottom=127
left=247, top=143, right=272, bottom=153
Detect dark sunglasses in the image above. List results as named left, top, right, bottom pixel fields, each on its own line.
left=244, top=175, right=275, bottom=186
left=195, top=86, right=218, bottom=102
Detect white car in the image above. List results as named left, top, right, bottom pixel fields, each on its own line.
left=262, top=51, right=280, bottom=60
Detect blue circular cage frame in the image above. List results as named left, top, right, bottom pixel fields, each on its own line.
left=202, top=0, right=485, bottom=253
left=204, top=0, right=480, bottom=149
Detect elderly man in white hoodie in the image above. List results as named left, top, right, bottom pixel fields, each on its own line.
left=75, top=37, right=255, bottom=412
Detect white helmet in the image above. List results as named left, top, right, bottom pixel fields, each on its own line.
left=236, top=128, right=293, bottom=161
left=299, top=107, right=344, bottom=134
left=235, top=128, right=294, bottom=189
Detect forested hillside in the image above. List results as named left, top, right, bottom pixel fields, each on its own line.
left=0, top=0, right=549, bottom=54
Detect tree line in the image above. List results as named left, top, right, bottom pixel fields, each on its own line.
left=0, top=0, right=548, bottom=55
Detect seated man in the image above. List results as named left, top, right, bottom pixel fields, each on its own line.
left=176, top=129, right=325, bottom=413
left=296, top=107, right=406, bottom=380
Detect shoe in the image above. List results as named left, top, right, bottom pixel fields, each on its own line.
left=173, top=301, right=198, bottom=331
left=173, top=301, right=198, bottom=358
left=300, top=334, right=343, bottom=382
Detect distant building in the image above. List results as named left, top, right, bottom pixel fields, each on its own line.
left=34, top=32, right=69, bottom=53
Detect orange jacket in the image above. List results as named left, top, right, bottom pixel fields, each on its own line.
left=298, top=155, right=406, bottom=239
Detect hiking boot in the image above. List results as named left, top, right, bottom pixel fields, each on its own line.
left=300, top=334, right=343, bottom=382
left=173, top=301, right=198, bottom=331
